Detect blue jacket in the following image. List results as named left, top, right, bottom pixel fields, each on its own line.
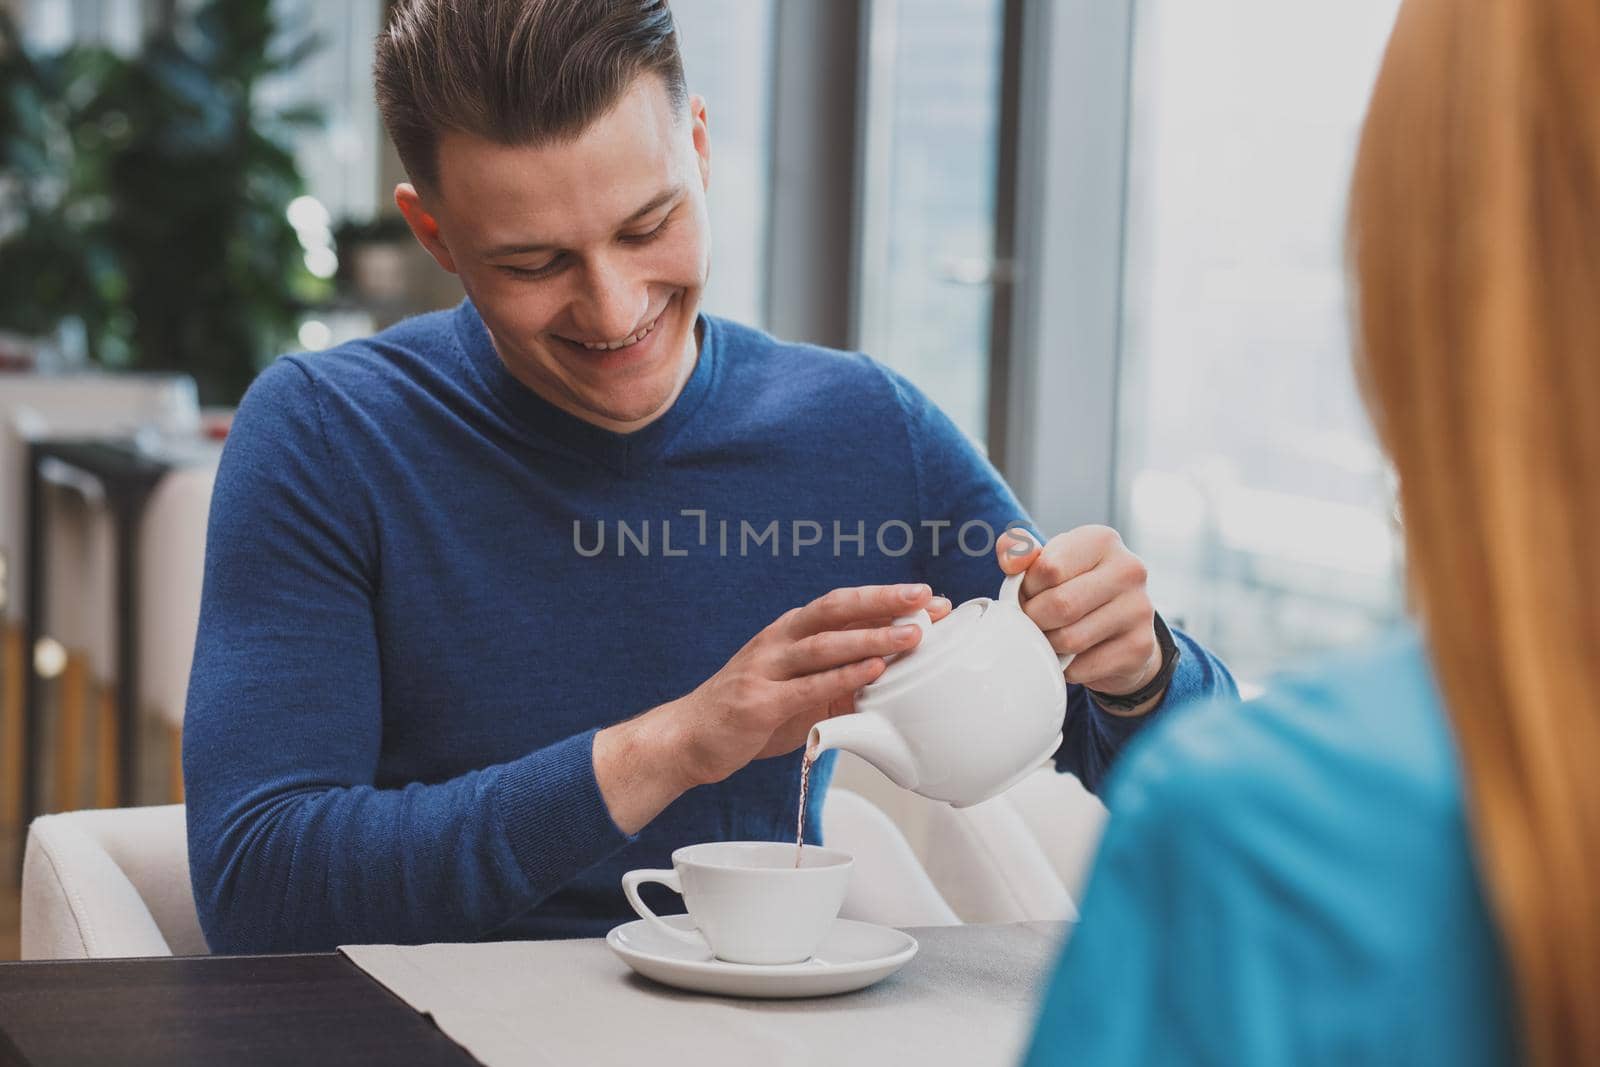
left=1025, top=627, right=1514, bottom=1065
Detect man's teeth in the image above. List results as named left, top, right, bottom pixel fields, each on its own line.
left=580, top=316, right=657, bottom=351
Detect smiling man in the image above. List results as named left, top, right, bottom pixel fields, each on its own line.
left=182, top=0, right=1236, bottom=953
left=400, top=81, right=705, bottom=433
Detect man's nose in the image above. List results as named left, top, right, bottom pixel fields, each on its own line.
left=571, top=255, right=649, bottom=342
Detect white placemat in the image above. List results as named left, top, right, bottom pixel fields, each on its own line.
left=341, top=921, right=1067, bottom=1067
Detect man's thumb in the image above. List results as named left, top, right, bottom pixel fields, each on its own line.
left=996, top=527, right=1041, bottom=575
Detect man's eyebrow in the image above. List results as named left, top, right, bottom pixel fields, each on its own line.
left=483, top=187, right=682, bottom=259
left=620, top=186, right=681, bottom=225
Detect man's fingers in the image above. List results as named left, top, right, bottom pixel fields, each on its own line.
left=1021, top=526, right=1125, bottom=600
left=779, top=622, right=921, bottom=678
left=1023, top=565, right=1124, bottom=631
left=835, top=596, right=953, bottom=632
left=1063, top=628, right=1160, bottom=689
left=756, top=690, right=859, bottom=760
left=780, top=594, right=951, bottom=676
left=1043, top=590, right=1153, bottom=659
left=783, top=657, right=887, bottom=711
left=996, top=528, right=1041, bottom=576
left=786, top=583, right=932, bottom=637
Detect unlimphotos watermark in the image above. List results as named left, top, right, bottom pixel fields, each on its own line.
left=571, top=510, right=1036, bottom=559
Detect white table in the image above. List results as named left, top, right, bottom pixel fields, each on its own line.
left=343, top=921, right=1068, bottom=1067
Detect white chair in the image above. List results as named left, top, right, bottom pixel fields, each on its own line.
left=824, top=788, right=959, bottom=927
left=20, top=804, right=206, bottom=959
left=831, top=754, right=1108, bottom=924
left=1000, top=763, right=1109, bottom=904
left=136, top=462, right=219, bottom=799
left=18, top=789, right=958, bottom=960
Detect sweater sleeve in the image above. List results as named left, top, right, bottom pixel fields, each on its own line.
left=877, top=365, right=1237, bottom=794
left=182, top=358, right=634, bottom=953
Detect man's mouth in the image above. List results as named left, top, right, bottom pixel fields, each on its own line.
left=562, top=307, right=664, bottom=352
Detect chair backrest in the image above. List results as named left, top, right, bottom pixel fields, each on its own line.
left=822, top=787, right=960, bottom=927
left=999, top=764, right=1109, bottom=903
left=19, top=794, right=951, bottom=957
left=21, top=804, right=207, bottom=959
left=830, top=755, right=1107, bottom=924
left=913, top=785, right=1081, bottom=923
left=137, top=463, right=218, bottom=724
left=17, top=786, right=1065, bottom=959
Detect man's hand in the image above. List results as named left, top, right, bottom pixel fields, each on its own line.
left=673, top=583, right=954, bottom=783
left=594, top=583, right=951, bottom=834
left=997, top=527, right=1163, bottom=714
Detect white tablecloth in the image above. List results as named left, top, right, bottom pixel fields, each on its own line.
left=341, top=921, right=1068, bottom=1067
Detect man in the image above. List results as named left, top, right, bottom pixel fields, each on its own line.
left=184, top=0, right=1235, bottom=953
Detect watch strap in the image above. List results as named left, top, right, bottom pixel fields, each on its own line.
left=1086, top=611, right=1181, bottom=713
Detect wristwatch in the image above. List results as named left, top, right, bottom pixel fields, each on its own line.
left=1086, top=612, right=1181, bottom=713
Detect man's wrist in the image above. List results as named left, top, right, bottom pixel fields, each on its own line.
left=1091, top=683, right=1168, bottom=718
left=1087, top=612, right=1181, bottom=718
left=593, top=703, right=696, bottom=835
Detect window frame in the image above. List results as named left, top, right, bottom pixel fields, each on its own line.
left=996, top=0, right=1137, bottom=536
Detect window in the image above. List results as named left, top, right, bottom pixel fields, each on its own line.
left=260, top=0, right=385, bottom=225
left=856, top=0, right=1007, bottom=445
left=15, top=0, right=144, bottom=54
left=18, top=0, right=386, bottom=223
left=670, top=0, right=776, bottom=329
left=1114, top=0, right=1406, bottom=684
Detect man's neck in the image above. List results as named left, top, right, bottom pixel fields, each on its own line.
left=492, top=319, right=702, bottom=434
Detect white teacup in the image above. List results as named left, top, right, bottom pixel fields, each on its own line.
left=621, top=842, right=852, bottom=965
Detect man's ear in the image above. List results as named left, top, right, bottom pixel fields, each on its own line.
left=689, top=94, right=710, bottom=190
left=394, top=183, right=458, bottom=274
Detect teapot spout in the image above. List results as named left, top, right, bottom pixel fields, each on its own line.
left=807, top=714, right=919, bottom=792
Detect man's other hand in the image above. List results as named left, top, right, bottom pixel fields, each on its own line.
left=996, top=527, right=1161, bottom=706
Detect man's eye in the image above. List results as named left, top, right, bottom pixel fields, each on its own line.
left=622, top=216, right=672, bottom=244
left=501, top=255, right=565, bottom=280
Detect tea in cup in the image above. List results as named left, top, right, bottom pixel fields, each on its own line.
left=621, top=841, right=852, bottom=965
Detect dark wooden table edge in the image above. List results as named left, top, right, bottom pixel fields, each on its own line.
left=0, top=950, right=477, bottom=1066
left=0, top=950, right=338, bottom=968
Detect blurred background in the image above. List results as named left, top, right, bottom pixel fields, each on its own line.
left=0, top=0, right=1404, bottom=955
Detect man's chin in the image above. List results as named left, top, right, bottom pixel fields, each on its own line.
left=567, top=382, right=683, bottom=428
left=564, top=331, right=696, bottom=427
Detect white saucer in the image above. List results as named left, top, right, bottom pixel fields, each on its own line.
left=607, top=915, right=918, bottom=999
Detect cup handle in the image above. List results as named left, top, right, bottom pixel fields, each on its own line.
left=1000, top=571, right=1075, bottom=672
left=621, top=868, right=706, bottom=948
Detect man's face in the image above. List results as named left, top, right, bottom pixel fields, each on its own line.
left=399, top=74, right=711, bottom=430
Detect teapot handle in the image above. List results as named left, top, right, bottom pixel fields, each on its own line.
left=999, top=572, right=1075, bottom=672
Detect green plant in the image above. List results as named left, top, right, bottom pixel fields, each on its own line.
left=0, top=0, right=329, bottom=404
left=0, top=26, right=120, bottom=348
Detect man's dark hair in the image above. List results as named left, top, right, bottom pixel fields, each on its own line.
left=374, top=0, right=687, bottom=190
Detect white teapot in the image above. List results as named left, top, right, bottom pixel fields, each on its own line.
left=806, top=571, right=1072, bottom=807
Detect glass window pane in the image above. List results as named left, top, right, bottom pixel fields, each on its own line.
left=1115, top=0, right=1405, bottom=685
left=16, top=0, right=142, bottom=54
left=671, top=0, right=776, bottom=329
left=857, top=0, right=1005, bottom=445
left=262, top=0, right=385, bottom=224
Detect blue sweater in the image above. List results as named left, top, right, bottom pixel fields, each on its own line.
left=184, top=300, right=1235, bottom=952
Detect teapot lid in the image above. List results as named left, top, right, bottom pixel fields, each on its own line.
left=864, top=597, right=990, bottom=700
